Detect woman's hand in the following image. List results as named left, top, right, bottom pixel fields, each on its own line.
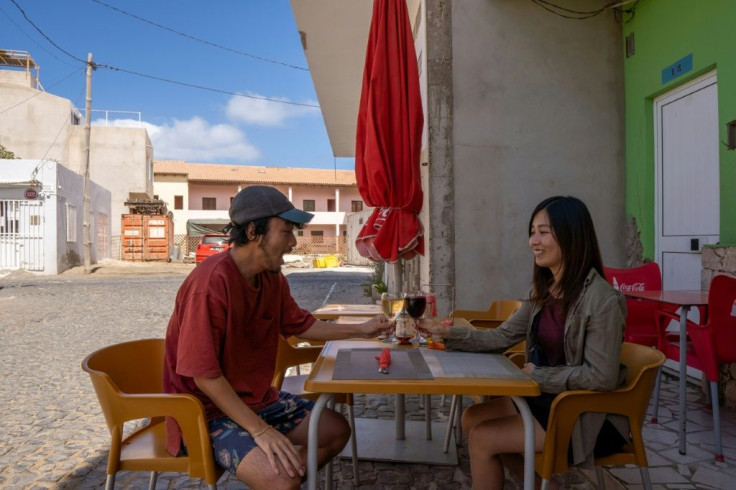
left=522, top=362, right=537, bottom=375
left=415, top=317, right=451, bottom=340
left=252, top=426, right=305, bottom=478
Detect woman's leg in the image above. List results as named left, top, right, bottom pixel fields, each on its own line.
left=461, top=398, right=546, bottom=490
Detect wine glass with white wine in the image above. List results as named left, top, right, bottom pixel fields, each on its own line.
left=380, top=292, right=404, bottom=342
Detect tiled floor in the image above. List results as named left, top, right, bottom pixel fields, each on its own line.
left=601, top=369, right=736, bottom=489
left=324, top=367, right=736, bottom=489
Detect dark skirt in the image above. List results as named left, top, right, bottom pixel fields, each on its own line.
left=525, top=393, right=626, bottom=460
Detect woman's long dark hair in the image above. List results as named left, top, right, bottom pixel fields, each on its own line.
left=529, top=196, right=604, bottom=317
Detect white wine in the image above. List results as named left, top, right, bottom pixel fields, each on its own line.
left=381, top=298, right=405, bottom=319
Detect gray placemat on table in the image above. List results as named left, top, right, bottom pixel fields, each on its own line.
left=332, top=348, right=434, bottom=380
left=421, top=349, right=529, bottom=379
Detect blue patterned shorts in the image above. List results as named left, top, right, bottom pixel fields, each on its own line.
left=208, top=391, right=315, bottom=473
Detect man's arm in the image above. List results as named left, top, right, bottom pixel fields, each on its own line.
left=298, top=315, right=388, bottom=341
left=193, top=375, right=305, bottom=478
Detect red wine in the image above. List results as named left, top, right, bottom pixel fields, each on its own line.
left=405, top=296, right=426, bottom=318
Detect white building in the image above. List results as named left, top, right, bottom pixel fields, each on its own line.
left=0, top=50, right=153, bottom=239
left=0, top=159, right=111, bottom=274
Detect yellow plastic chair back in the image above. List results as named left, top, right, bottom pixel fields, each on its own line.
left=82, top=338, right=223, bottom=489
left=536, top=342, right=665, bottom=489
left=452, top=299, right=522, bottom=329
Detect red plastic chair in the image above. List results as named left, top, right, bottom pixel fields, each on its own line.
left=652, top=274, right=736, bottom=462
left=604, top=263, right=667, bottom=347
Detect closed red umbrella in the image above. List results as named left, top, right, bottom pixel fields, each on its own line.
left=355, top=0, right=424, bottom=263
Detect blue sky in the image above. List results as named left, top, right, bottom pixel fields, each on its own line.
left=1, top=0, right=355, bottom=170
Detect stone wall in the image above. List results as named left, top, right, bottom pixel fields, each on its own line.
left=702, top=246, right=736, bottom=407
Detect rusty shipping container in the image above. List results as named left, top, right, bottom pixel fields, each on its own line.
left=121, top=214, right=172, bottom=261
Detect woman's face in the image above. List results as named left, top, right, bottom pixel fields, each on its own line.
left=529, top=209, right=563, bottom=281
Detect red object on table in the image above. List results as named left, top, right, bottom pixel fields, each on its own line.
left=354, top=0, right=425, bottom=263
left=375, top=348, right=391, bottom=373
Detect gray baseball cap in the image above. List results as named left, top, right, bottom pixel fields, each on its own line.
left=229, top=185, right=313, bottom=225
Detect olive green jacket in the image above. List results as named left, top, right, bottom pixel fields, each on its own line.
left=445, top=268, right=627, bottom=465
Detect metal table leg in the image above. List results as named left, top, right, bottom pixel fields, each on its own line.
left=395, top=394, right=405, bottom=439
left=678, top=306, right=691, bottom=455
left=308, top=393, right=333, bottom=490
left=511, top=396, right=535, bottom=490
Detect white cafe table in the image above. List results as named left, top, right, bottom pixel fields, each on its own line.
left=304, top=340, right=540, bottom=490
left=311, top=303, right=383, bottom=320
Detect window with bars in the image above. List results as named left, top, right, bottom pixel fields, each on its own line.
left=303, top=200, right=316, bottom=212
left=351, top=200, right=363, bottom=212
left=202, top=197, right=216, bottom=210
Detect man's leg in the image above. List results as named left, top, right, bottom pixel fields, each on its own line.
left=235, top=445, right=305, bottom=490
left=209, top=417, right=304, bottom=490
left=286, top=406, right=351, bottom=469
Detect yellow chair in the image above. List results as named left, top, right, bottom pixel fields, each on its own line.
left=443, top=300, right=523, bottom=452
left=272, top=336, right=359, bottom=486
left=536, top=342, right=665, bottom=490
left=82, top=338, right=223, bottom=490
left=452, top=299, right=523, bottom=329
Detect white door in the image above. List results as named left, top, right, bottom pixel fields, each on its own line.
left=654, top=72, right=720, bottom=291
left=0, top=199, right=45, bottom=271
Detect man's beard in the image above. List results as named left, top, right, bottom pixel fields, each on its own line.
left=259, top=241, right=282, bottom=273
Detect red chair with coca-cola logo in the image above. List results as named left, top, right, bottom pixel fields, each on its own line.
left=604, top=263, right=667, bottom=347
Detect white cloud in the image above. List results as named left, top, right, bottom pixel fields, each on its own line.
left=92, top=116, right=260, bottom=162
left=225, top=92, right=319, bottom=126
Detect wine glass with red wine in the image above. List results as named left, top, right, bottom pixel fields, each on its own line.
left=402, top=292, right=427, bottom=343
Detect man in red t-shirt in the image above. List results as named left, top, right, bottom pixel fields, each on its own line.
left=164, top=186, right=387, bottom=489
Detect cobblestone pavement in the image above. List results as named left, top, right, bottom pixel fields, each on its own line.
left=8, top=260, right=721, bottom=489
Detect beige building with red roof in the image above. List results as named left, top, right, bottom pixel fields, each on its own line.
left=153, top=160, right=365, bottom=243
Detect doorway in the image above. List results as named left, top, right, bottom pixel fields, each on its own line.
left=654, top=71, right=720, bottom=291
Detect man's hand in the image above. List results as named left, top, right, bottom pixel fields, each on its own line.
left=194, top=376, right=305, bottom=477
left=357, top=314, right=391, bottom=338
left=252, top=426, right=305, bottom=478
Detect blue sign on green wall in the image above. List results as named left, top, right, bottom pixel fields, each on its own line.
left=662, top=54, right=693, bottom=84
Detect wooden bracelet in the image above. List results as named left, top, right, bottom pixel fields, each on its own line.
left=251, top=426, right=271, bottom=438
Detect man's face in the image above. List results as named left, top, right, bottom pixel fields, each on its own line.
left=256, top=217, right=298, bottom=273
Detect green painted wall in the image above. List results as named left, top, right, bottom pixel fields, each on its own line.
left=624, top=0, right=736, bottom=257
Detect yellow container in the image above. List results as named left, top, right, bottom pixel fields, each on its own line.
left=312, top=257, right=326, bottom=268
left=324, top=255, right=340, bottom=268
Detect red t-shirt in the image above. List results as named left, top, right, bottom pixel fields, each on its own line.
left=163, top=251, right=315, bottom=455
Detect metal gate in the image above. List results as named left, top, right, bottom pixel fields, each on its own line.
left=0, top=199, right=45, bottom=271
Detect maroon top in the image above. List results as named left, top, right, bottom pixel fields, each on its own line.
left=536, top=299, right=566, bottom=367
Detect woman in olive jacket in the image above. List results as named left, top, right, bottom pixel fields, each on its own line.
left=418, top=196, right=627, bottom=488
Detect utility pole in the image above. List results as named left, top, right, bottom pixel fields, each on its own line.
left=83, top=53, right=93, bottom=274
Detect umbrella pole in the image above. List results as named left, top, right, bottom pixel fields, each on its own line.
left=389, top=261, right=406, bottom=439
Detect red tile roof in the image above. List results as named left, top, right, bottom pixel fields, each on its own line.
left=154, top=160, right=357, bottom=187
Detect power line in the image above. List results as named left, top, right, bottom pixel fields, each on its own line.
left=0, top=4, right=77, bottom=66
left=8, top=0, right=320, bottom=109
left=530, top=0, right=628, bottom=20
left=0, top=67, right=84, bottom=115
left=8, top=0, right=88, bottom=64
left=95, top=62, right=320, bottom=108
left=90, top=0, right=309, bottom=72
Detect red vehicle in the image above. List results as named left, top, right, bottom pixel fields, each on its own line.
left=195, top=233, right=231, bottom=264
